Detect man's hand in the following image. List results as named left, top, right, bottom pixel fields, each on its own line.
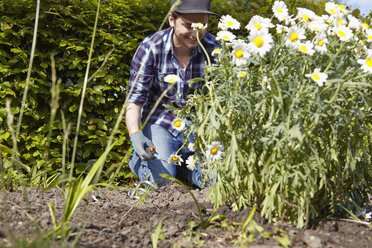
left=130, top=131, right=157, bottom=161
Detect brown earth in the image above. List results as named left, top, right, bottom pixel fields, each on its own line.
left=0, top=183, right=371, bottom=248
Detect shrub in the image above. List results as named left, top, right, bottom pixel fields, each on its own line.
left=179, top=1, right=372, bottom=227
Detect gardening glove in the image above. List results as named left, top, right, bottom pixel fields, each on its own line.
left=130, top=131, right=157, bottom=161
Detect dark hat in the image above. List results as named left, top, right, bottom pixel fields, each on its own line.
left=171, top=0, right=216, bottom=15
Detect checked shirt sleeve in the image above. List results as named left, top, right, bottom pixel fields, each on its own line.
left=127, top=41, right=155, bottom=105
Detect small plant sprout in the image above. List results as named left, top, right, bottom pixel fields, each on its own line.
left=168, top=154, right=183, bottom=165
left=191, top=22, right=207, bottom=32
left=219, top=15, right=240, bottom=30
left=172, top=118, right=185, bottom=132
left=305, top=68, right=328, bottom=86
left=216, top=30, right=236, bottom=42
left=357, top=51, right=372, bottom=74
left=164, top=74, right=180, bottom=84
left=206, top=142, right=223, bottom=161
left=272, top=1, right=289, bottom=22
left=247, top=30, right=273, bottom=57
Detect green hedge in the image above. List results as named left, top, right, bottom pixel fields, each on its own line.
left=0, top=0, right=170, bottom=185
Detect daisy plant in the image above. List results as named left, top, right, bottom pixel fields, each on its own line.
left=178, top=1, right=372, bottom=228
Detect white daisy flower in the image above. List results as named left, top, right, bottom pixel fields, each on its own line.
left=164, top=74, right=180, bottom=84
left=366, top=29, right=372, bottom=43
left=191, top=22, right=207, bottom=32
left=314, top=34, right=328, bottom=54
left=296, top=8, right=316, bottom=23
left=276, top=24, right=288, bottom=34
left=219, top=15, right=240, bottom=30
left=231, top=39, right=250, bottom=66
left=360, top=23, right=370, bottom=32
left=188, top=142, right=196, bottom=152
left=206, top=141, right=223, bottom=161
left=168, top=154, right=183, bottom=166
left=308, top=20, right=328, bottom=33
left=325, top=2, right=338, bottom=16
left=357, top=51, right=372, bottom=74
left=336, top=4, right=349, bottom=16
left=333, top=25, right=353, bottom=42
left=237, top=71, right=247, bottom=78
left=272, top=1, right=289, bottom=22
left=247, top=29, right=273, bottom=57
left=216, top=30, right=236, bottom=42
left=260, top=76, right=271, bottom=90
left=297, top=41, right=315, bottom=56
left=185, top=155, right=197, bottom=170
left=333, top=16, right=348, bottom=27
left=347, top=15, right=360, bottom=30
left=245, top=15, right=274, bottom=32
left=172, top=118, right=185, bottom=131
left=305, top=68, right=328, bottom=86
left=211, top=48, right=221, bottom=56
left=285, top=26, right=306, bottom=47
left=218, top=22, right=228, bottom=31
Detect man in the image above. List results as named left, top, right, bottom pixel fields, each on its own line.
left=125, top=0, right=218, bottom=188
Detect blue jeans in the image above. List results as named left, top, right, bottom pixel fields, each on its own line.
left=129, top=123, right=205, bottom=188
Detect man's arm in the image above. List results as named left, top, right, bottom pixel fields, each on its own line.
left=125, top=102, right=142, bottom=135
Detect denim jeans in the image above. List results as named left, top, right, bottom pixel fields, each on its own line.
left=129, top=123, right=205, bottom=188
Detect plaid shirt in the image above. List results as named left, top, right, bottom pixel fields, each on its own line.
left=127, top=27, right=218, bottom=137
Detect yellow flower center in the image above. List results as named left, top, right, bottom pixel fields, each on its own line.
left=254, top=23, right=262, bottom=30
left=254, top=37, right=264, bottom=48
left=174, top=120, right=182, bottom=128
left=367, top=59, right=372, bottom=68
left=277, top=8, right=283, bottom=13
left=330, top=9, right=335, bottom=14
left=227, top=21, right=233, bottom=26
left=302, top=15, right=309, bottom=22
left=223, top=35, right=229, bottom=40
left=362, top=23, right=369, bottom=29
left=318, top=40, right=324, bottom=47
left=239, top=72, right=245, bottom=77
left=290, top=33, right=298, bottom=42
left=313, top=73, right=320, bottom=80
left=368, top=36, right=372, bottom=40
left=337, top=19, right=343, bottom=25
left=172, top=156, right=179, bottom=161
left=168, top=78, right=175, bottom=82
left=211, top=146, right=218, bottom=155
left=235, top=49, right=244, bottom=58
left=338, top=5, right=345, bottom=10
left=338, top=30, right=346, bottom=37
left=300, top=45, right=307, bottom=52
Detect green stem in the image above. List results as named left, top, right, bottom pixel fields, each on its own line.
left=16, top=0, right=40, bottom=140
left=70, top=0, right=101, bottom=180
left=196, top=31, right=211, bottom=67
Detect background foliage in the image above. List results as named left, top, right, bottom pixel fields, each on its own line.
left=0, top=0, right=369, bottom=187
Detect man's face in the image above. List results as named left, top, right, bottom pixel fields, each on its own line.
left=169, top=13, right=209, bottom=51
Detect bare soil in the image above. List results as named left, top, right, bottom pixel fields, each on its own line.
left=1, top=183, right=371, bottom=247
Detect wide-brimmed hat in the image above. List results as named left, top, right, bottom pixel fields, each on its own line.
left=171, top=0, right=216, bottom=15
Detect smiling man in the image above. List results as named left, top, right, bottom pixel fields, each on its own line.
left=125, top=0, right=218, bottom=188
